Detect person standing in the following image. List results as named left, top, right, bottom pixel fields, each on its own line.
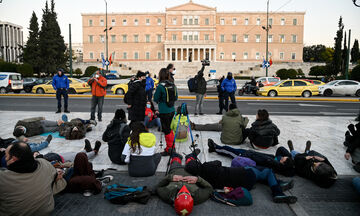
left=125, top=71, right=147, bottom=123
left=52, top=68, right=70, bottom=113
left=194, top=65, right=206, bottom=116
left=166, top=63, right=176, bottom=82
left=216, top=76, right=225, bottom=115
left=221, top=72, right=237, bottom=112
left=145, top=71, right=155, bottom=101
left=87, top=70, right=107, bottom=122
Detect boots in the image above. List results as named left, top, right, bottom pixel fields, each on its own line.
left=161, top=131, right=175, bottom=156
left=271, top=185, right=297, bottom=204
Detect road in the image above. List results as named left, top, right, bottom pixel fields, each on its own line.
left=0, top=96, right=359, bottom=116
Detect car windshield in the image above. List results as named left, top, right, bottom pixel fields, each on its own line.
left=273, top=81, right=283, bottom=86
left=326, top=81, right=338, bottom=86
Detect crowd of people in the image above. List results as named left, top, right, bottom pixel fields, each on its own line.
left=0, top=64, right=359, bottom=216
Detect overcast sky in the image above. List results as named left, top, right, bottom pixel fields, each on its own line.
left=1, top=0, right=359, bottom=47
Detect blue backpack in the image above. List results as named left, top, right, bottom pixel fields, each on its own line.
left=187, top=76, right=198, bottom=92
left=104, top=184, right=151, bottom=205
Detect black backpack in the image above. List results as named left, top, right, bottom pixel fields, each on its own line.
left=104, top=184, right=151, bottom=205
left=161, top=81, right=177, bottom=107
left=187, top=76, right=198, bottom=92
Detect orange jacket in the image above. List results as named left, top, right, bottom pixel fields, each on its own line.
left=145, top=107, right=154, bottom=121
left=88, top=76, right=107, bottom=97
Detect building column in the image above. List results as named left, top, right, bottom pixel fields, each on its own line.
left=175, top=48, right=178, bottom=61
left=214, top=48, right=217, bottom=62
left=197, top=48, right=200, bottom=61
left=181, top=48, right=184, bottom=62
left=203, top=48, right=206, bottom=60
left=186, top=48, right=189, bottom=62
left=165, top=47, right=168, bottom=61
left=209, top=48, right=212, bottom=61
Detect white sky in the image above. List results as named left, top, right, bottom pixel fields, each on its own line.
left=1, top=0, right=360, bottom=47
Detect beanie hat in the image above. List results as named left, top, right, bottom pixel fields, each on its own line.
left=136, top=71, right=146, bottom=78
left=114, top=109, right=126, bottom=120
left=13, top=126, right=26, bottom=137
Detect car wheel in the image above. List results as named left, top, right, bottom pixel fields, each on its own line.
left=116, top=88, right=125, bottom=95
left=24, top=87, right=31, bottom=93
left=36, top=88, right=45, bottom=94
left=302, top=90, right=312, bottom=98
left=356, top=89, right=360, bottom=97
left=268, top=90, right=277, bottom=97
left=323, top=89, right=333, bottom=97
left=13, top=90, right=21, bottom=94
left=68, top=88, right=76, bottom=94
left=0, top=87, right=7, bottom=94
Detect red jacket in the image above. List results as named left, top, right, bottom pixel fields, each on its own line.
left=88, top=76, right=107, bottom=97
left=145, top=108, right=154, bottom=121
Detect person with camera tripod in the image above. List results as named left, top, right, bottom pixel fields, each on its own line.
left=194, top=63, right=207, bottom=116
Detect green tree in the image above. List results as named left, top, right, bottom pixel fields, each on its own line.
left=276, top=68, right=297, bottom=79
left=74, top=68, right=82, bottom=77
left=22, top=11, right=41, bottom=75
left=303, top=45, right=326, bottom=62
left=342, top=31, right=347, bottom=75
left=16, top=63, right=34, bottom=77
left=351, top=39, right=360, bottom=63
left=84, top=66, right=98, bottom=77
left=0, top=61, right=17, bottom=72
left=350, top=65, right=360, bottom=81
left=331, top=16, right=344, bottom=76
left=320, top=48, right=334, bottom=63
left=309, top=66, right=327, bottom=78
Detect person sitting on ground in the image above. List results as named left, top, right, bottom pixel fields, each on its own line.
left=102, top=109, right=131, bottom=165
left=190, top=103, right=249, bottom=145
left=207, top=138, right=295, bottom=176
left=144, top=101, right=161, bottom=131
left=170, top=105, right=189, bottom=143
left=185, top=157, right=297, bottom=204
left=156, top=151, right=213, bottom=216
left=344, top=123, right=360, bottom=173
left=248, top=109, right=280, bottom=149
left=59, top=114, right=97, bottom=140
left=13, top=116, right=63, bottom=138
left=287, top=140, right=337, bottom=188
left=121, top=121, right=161, bottom=177
left=0, top=141, right=67, bottom=216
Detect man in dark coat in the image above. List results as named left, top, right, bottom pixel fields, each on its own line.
left=344, top=123, right=360, bottom=173
left=125, top=71, right=147, bottom=123
left=194, top=65, right=206, bottom=115
left=216, top=76, right=225, bottom=115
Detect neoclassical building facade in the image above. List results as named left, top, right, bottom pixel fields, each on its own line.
left=82, top=1, right=304, bottom=63
left=0, top=21, right=23, bottom=63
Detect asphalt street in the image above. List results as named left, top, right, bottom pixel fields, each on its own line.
left=0, top=96, right=359, bottom=117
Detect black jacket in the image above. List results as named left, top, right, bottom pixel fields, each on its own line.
left=59, top=119, right=87, bottom=140
left=248, top=119, right=280, bottom=148
left=217, top=77, right=225, bottom=97
left=102, top=119, right=131, bottom=165
left=195, top=75, right=206, bottom=94
left=126, top=79, right=146, bottom=121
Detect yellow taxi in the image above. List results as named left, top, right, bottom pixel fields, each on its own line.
left=111, top=78, right=159, bottom=95
left=32, top=78, right=91, bottom=94
left=258, top=79, right=319, bottom=97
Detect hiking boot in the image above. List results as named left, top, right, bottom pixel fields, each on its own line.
left=94, top=141, right=101, bottom=154
left=161, top=148, right=176, bottom=156
left=273, top=195, right=297, bottom=204
left=305, top=141, right=312, bottom=152
left=208, top=139, right=216, bottom=153
left=89, top=120, right=97, bottom=126
left=64, top=110, right=70, bottom=113
left=279, top=180, right=294, bottom=192
left=56, top=109, right=61, bottom=113
left=61, top=114, right=68, bottom=122
left=216, top=112, right=222, bottom=115
left=354, top=163, right=360, bottom=173
left=84, top=139, right=92, bottom=152
left=287, top=140, right=294, bottom=151
left=185, top=148, right=201, bottom=160
left=45, top=135, right=53, bottom=143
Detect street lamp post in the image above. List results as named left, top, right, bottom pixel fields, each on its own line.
left=262, top=0, right=271, bottom=77
left=104, top=0, right=108, bottom=72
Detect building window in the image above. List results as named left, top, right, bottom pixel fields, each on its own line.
left=123, top=52, right=127, bottom=60
left=146, top=52, right=150, bottom=60
left=232, top=52, right=236, bottom=59
left=205, top=18, right=209, bottom=25
left=281, top=18, right=285, bottom=25
left=111, top=35, right=116, bottom=43
left=100, top=19, right=104, bottom=26
left=111, top=19, right=116, bottom=26
left=89, top=35, right=93, bottom=43
left=183, top=18, right=188, bottom=25
left=220, top=52, right=224, bottom=60
left=89, top=19, right=93, bottom=26
left=157, top=18, right=161, bottom=25
left=220, top=34, right=225, bottom=43
left=194, top=35, right=199, bottom=40
left=205, top=34, right=209, bottom=41
left=292, top=35, right=297, bottom=43
left=100, top=35, right=105, bottom=43
left=291, top=53, right=296, bottom=60
left=268, top=35, right=273, bottom=43
left=172, top=34, right=177, bottom=41
left=256, top=52, right=260, bottom=60
left=90, top=52, right=94, bottom=59
left=232, top=34, right=237, bottom=43
left=157, top=34, right=162, bottom=43
left=245, top=18, right=249, bottom=25
left=243, top=52, right=248, bottom=60
left=134, top=35, right=139, bottom=43
left=269, top=18, right=273, bottom=26
left=280, top=34, right=285, bottom=43
left=157, top=52, right=162, bottom=60
left=256, top=18, right=260, bottom=25
left=172, top=18, right=177, bottom=25
left=189, top=35, right=193, bottom=40
left=145, top=34, right=150, bottom=43
left=256, top=34, right=260, bottom=43
left=122, top=35, right=127, bottom=43
left=232, top=18, right=237, bottom=25
left=189, top=18, right=193, bottom=25
left=123, top=19, right=127, bottom=26
left=220, top=18, right=225, bottom=25
left=183, top=35, right=187, bottom=41
left=244, top=34, right=249, bottom=43
left=293, top=18, right=297, bottom=26
left=146, top=19, right=150, bottom=25
left=194, top=18, right=199, bottom=25
left=134, top=52, right=139, bottom=60
left=279, top=52, right=284, bottom=60
left=134, top=19, right=138, bottom=26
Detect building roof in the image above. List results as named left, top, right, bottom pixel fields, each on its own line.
left=166, top=0, right=216, bottom=11
left=0, top=21, right=23, bottom=29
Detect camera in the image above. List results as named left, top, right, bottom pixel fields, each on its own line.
left=201, top=59, right=210, bottom=66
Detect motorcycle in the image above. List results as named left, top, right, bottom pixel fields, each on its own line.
left=238, top=82, right=263, bottom=96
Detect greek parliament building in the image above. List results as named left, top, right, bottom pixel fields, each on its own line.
left=82, top=1, right=304, bottom=64
left=0, top=21, right=23, bottom=63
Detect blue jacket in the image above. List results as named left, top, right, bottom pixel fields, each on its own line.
left=52, top=75, right=69, bottom=90
left=221, top=78, right=237, bottom=93
left=145, top=77, right=154, bottom=92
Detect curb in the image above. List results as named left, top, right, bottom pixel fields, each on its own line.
left=0, top=93, right=359, bottom=102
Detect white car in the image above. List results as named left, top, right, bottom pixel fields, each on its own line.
left=0, top=72, right=23, bottom=94
left=318, top=80, right=360, bottom=97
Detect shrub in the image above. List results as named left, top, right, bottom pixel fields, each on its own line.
left=74, top=68, right=82, bottom=76
left=276, top=68, right=297, bottom=79
left=0, top=61, right=17, bottom=72
left=16, top=63, right=34, bottom=77
left=309, top=66, right=327, bottom=78
left=350, top=65, right=360, bottom=81
left=297, top=68, right=305, bottom=78
left=84, top=66, right=98, bottom=77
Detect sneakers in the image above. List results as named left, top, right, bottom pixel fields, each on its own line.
left=97, top=175, right=114, bottom=187
left=94, top=141, right=101, bottom=154
left=45, top=134, right=53, bottom=143
left=208, top=139, right=216, bottom=153
left=273, top=195, right=297, bottom=204
left=84, top=139, right=92, bottom=152
left=287, top=140, right=294, bottom=151
left=89, top=120, right=97, bottom=126
left=56, top=109, right=61, bottom=113
left=305, top=141, right=312, bottom=152
left=64, top=110, right=70, bottom=113
left=279, top=180, right=294, bottom=192
left=83, top=190, right=93, bottom=197
left=61, top=114, right=68, bottom=122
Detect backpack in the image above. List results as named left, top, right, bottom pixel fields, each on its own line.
left=177, top=121, right=188, bottom=139
left=187, top=76, right=198, bottom=92
left=161, top=81, right=177, bottom=107
left=211, top=187, right=253, bottom=206
left=104, top=184, right=151, bottom=205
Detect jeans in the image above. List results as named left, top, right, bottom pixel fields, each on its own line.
left=56, top=89, right=68, bottom=110
left=61, top=150, right=95, bottom=162
left=144, top=116, right=161, bottom=129
left=28, top=141, right=49, bottom=152
left=195, top=93, right=205, bottom=114
left=146, top=89, right=153, bottom=101
left=245, top=166, right=278, bottom=187
left=90, top=96, right=104, bottom=120
left=291, top=150, right=309, bottom=159
left=224, top=91, right=236, bottom=111
left=40, top=120, right=59, bottom=133
left=353, top=177, right=360, bottom=194
left=213, top=145, right=246, bottom=159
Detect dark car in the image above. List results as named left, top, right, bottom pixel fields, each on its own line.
left=23, top=77, right=52, bottom=93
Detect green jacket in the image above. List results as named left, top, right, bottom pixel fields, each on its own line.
left=220, top=109, right=249, bottom=145
left=170, top=114, right=189, bottom=142
left=156, top=167, right=213, bottom=205
left=153, top=82, right=178, bottom=114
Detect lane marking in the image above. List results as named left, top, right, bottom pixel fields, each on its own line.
left=298, top=103, right=333, bottom=107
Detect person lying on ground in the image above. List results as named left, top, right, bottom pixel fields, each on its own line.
left=144, top=100, right=162, bottom=131
left=185, top=153, right=297, bottom=204
left=344, top=123, right=360, bottom=173
left=0, top=141, right=67, bottom=216
left=121, top=121, right=161, bottom=177
left=156, top=151, right=213, bottom=216
left=190, top=103, right=249, bottom=145
left=170, top=104, right=189, bottom=143
left=13, top=116, right=63, bottom=138
left=287, top=140, right=337, bottom=188
left=59, top=114, right=97, bottom=140
left=102, top=109, right=131, bottom=165
left=207, top=138, right=295, bottom=176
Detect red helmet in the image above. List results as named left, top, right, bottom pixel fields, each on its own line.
left=174, top=185, right=194, bottom=216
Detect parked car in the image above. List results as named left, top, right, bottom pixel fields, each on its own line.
left=258, top=79, right=319, bottom=97
left=318, top=80, right=360, bottom=97
left=111, top=82, right=129, bottom=95
left=256, top=77, right=280, bottom=86
left=302, top=79, right=325, bottom=86
left=23, top=77, right=51, bottom=93
left=32, top=78, right=91, bottom=94
left=206, top=79, right=219, bottom=93
left=0, top=72, right=23, bottom=93
left=79, top=77, right=90, bottom=82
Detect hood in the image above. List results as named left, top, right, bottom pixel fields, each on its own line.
left=252, top=119, right=272, bottom=127
left=225, top=108, right=240, bottom=117
left=128, top=132, right=156, bottom=148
